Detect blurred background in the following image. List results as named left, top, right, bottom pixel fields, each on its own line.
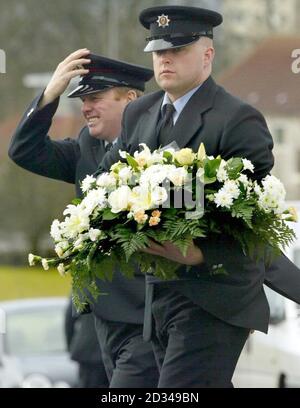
left=0, top=0, right=300, bottom=388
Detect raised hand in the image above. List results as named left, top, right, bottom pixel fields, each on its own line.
left=40, top=48, right=91, bottom=107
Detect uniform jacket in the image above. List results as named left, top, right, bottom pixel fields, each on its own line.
left=9, top=92, right=146, bottom=324
left=97, top=76, right=300, bottom=334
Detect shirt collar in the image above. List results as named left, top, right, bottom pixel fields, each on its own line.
left=161, top=83, right=202, bottom=124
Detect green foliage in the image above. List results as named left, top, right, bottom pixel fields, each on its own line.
left=230, top=200, right=255, bottom=228
left=111, top=226, right=150, bottom=261
left=102, top=208, right=120, bottom=220
left=226, top=158, right=244, bottom=179
left=126, top=154, right=139, bottom=171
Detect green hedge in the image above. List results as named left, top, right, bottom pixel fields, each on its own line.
left=0, top=266, right=71, bottom=300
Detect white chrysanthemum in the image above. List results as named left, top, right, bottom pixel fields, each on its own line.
left=223, top=180, right=240, bottom=199
left=81, top=188, right=107, bottom=215
left=28, top=253, right=36, bottom=266
left=108, top=185, right=132, bottom=213
left=73, top=233, right=89, bottom=250
left=88, top=228, right=102, bottom=242
left=54, top=242, right=68, bottom=258
left=139, top=164, right=170, bottom=187
left=214, top=190, right=234, bottom=208
left=50, top=219, right=63, bottom=242
left=238, top=174, right=249, bottom=187
left=62, top=207, right=90, bottom=239
left=63, top=204, right=78, bottom=217
left=57, top=263, right=66, bottom=277
left=42, top=258, right=49, bottom=271
left=242, top=158, right=254, bottom=173
left=254, top=182, right=262, bottom=196
left=81, top=175, right=96, bottom=193
left=262, top=175, right=286, bottom=200
left=96, top=172, right=117, bottom=189
left=216, top=160, right=228, bottom=182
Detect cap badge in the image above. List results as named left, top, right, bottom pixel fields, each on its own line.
left=156, top=14, right=170, bottom=28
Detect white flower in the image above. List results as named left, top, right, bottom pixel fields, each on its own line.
left=42, top=258, right=49, bottom=270
left=73, top=233, right=89, bottom=250
left=81, top=175, right=96, bottom=193
left=151, top=186, right=169, bottom=206
left=55, top=244, right=65, bottom=258
left=96, top=172, right=117, bottom=189
left=118, top=167, right=133, bottom=185
left=168, top=167, right=188, bottom=186
left=238, top=174, right=249, bottom=187
left=28, top=253, right=36, bottom=266
left=223, top=180, right=240, bottom=199
left=242, top=158, right=254, bottom=173
left=62, top=207, right=90, bottom=239
left=50, top=219, right=63, bottom=242
left=118, top=149, right=127, bottom=159
left=139, top=164, right=169, bottom=187
left=173, top=148, right=195, bottom=166
left=129, top=186, right=152, bottom=212
left=108, top=185, right=132, bottom=213
left=81, top=188, right=107, bottom=215
left=133, top=143, right=153, bottom=168
left=262, top=175, right=286, bottom=199
left=57, top=263, right=66, bottom=277
left=88, top=228, right=102, bottom=242
left=216, top=160, right=228, bottom=182
left=214, top=190, right=234, bottom=208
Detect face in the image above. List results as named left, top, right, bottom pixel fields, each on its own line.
left=80, top=88, right=129, bottom=140
left=152, top=39, right=214, bottom=101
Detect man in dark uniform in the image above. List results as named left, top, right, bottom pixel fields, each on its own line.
left=8, top=51, right=159, bottom=388
left=95, top=5, right=300, bottom=387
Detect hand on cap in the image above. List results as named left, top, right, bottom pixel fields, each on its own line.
left=40, top=49, right=91, bottom=107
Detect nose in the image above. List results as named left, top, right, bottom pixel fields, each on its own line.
left=157, top=50, right=172, bottom=64
left=81, top=99, right=92, bottom=115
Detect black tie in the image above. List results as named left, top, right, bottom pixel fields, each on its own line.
left=105, top=142, right=113, bottom=152
left=158, top=103, right=175, bottom=147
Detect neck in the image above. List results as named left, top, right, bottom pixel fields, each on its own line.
left=167, top=74, right=210, bottom=102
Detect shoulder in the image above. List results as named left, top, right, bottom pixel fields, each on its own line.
left=125, top=90, right=164, bottom=115
left=214, top=83, right=264, bottom=119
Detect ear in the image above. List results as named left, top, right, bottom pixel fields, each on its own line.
left=126, top=89, right=138, bottom=102
left=204, top=46, right=215, bottom=66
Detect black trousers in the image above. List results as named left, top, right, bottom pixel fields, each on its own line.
left=78, top=363, right=109, bottom=388
left=94, top=317, right=159, bottom=388
left=150, top=284, right=249, bottom=388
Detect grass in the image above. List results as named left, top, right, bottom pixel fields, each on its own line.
left=0, top=266, right=71, bottom=300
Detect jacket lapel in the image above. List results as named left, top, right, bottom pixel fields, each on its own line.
left=137, top=93, right=163, bottom=151
left=92, top=139, right=106, bottom=165
left=164, top=76, right=217, bottom=148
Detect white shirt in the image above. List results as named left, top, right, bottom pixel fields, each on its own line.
left=161, top=84, right=202, bottom=125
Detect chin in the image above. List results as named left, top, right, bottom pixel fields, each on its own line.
left=88, top=126, right=101, bottom=138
